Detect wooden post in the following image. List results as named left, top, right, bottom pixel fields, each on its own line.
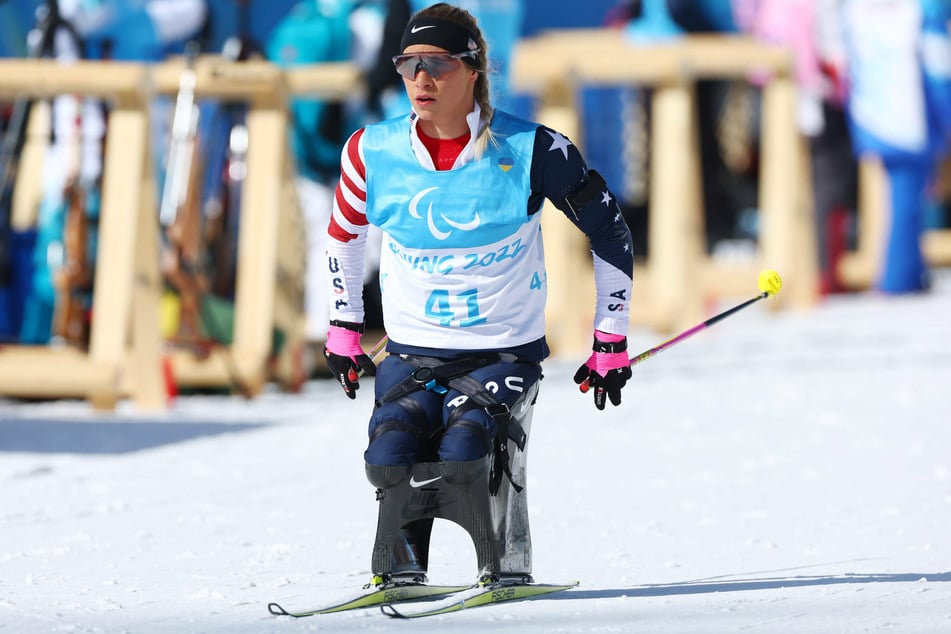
left=269, top=148, right=308, bottom=391
left=124, top=138, right=166, bottom=410
left=11, top=100, right=49, bottom=230
left=231, top=105, right=284, bottom=390
left=643, top=76, right=705, bottom=331
left=837, top=155, right=888, bottom=289
left=757, top=72, right=818, bottom=309
left=87, top=86, right=158, bottom=409
left=923, top=229, right=951, bottom=265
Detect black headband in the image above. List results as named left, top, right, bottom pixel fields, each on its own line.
left=400, top=16, right=479, bottom=57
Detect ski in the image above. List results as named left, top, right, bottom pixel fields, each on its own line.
left=267, top=582, right=473, bottom=617
left=380, top=580, right=579, bottom=618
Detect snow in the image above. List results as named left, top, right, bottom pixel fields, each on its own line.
left=2, top=272, right=951, bottom=633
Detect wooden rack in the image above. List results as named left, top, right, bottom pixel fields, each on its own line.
left=0, top=59, right=164, bottom=409
left=511, top=32, right=818, bottom=355
left=0, top=57, right=356, bottom=408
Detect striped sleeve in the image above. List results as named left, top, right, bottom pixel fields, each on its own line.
left=329, top=128, right=369, bottom=241
left=326, top=128, right=372, bottom=324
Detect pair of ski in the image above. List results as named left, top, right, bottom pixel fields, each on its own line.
left=268, top=579, right=578, bottom=619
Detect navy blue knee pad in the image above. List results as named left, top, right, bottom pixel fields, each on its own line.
left=439, top=406, right=495, bottom=462
left=366, top=356, right=542, bottom=466
left=366, top=356, right=445, bottom=466
left=438, top=361, right=542, bottom=462
left=365, top=397, right=441, bottom=466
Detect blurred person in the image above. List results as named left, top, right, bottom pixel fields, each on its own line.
left=667, top=0, right=738, bottom=32
left=321, top=2, right=635, bottom=585
left=837, top=0, right=951, bottom=293
left=71, top=0, right=208, bottom=61
left=732, top=0, right=860, bottom=294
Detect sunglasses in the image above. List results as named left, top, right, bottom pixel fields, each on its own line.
left=392, top=49, right=480, bottom=80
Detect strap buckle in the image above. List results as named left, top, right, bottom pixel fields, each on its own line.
left=484, top=402, right=511, bottom=421
left=411, top=366, right=448, bottom=394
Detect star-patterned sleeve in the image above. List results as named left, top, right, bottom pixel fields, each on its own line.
left=529, top=126, right=635, bottom=336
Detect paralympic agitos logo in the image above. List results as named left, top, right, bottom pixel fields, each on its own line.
left=409, top=187, right=481, bottom=240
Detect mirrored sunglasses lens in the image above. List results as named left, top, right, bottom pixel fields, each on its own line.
left=394, top=55, right=455, bottom=79
left=394, top=55, right=419, bottom=79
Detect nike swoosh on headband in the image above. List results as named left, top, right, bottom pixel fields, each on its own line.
left=411, top=24, right=437, bottom=33
left=409, top=475, right=443, bottom=488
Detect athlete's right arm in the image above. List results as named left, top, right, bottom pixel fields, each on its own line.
left=326, top=129, right=371, bottom=325
left=324, top=129, right=377, bottom=399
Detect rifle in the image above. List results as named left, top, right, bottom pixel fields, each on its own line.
left=203, top=0, right=260, bottom=300
left=160, top=42, right=208, bottom=347
left=205, top=122, right=246, bottom=298
left=51, top=177, right=93, bottom=346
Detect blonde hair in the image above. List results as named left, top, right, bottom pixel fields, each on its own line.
left=413, top=3, right=498, bottom=157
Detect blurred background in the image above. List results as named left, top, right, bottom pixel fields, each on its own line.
left=0, top=0, right=949, bottom=409
left=0, top=0, right=620, bottom=56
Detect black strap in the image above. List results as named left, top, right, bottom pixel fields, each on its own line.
left=330, top=319, right=364, bottom=333
left=375, top=355, right=529, bottom=495
left=561, top=169, right=607, bottom=216
left=592, top=334, right=628, bottom=353
left=368, top=418, right=426, bottom=447
left=374, top=355, right=498, bottom=409
left=448, top=374, right=526, bottom=495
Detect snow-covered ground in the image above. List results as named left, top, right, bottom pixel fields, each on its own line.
left=2, top=272, right=950, bottom=633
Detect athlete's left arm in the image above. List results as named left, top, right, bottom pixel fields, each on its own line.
left=530, top=126, right=635, bottom=334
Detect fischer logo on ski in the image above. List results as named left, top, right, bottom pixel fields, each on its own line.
left=380, top=580, right=579, bottom=619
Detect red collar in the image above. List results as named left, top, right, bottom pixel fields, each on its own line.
left=417, top=126, right=471, bottom=171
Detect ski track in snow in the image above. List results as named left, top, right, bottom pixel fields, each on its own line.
left=1, top=271, right=950, bottom=632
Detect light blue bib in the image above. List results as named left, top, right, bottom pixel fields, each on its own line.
left=362, top=111, right=536, bottom=249
left=361, top=112, right=549, bottom=350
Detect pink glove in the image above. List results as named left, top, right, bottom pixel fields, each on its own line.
left=573, top=330, right=632, bottom=410
left=324, top=322, right=377, bottom=399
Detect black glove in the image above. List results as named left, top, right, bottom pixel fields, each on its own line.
left=573, top=331, right=632, bottom=410
left=323, top=321, right=377, bottom=399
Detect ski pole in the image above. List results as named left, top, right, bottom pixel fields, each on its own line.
left=356, top=269, right=783, bottom=385
left=366, top=334, right=389, bottom=362
left=629, top=268, right=782, bottom=367
left=351, top=333, right=389, bottom=380
left=581, top=269, right=782, bottom=391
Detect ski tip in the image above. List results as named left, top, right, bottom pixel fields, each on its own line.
left=267, top=602, right=290, bottom=616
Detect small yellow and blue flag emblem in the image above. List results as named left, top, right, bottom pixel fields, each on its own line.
left=497, top=157, right=514, bottom=172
